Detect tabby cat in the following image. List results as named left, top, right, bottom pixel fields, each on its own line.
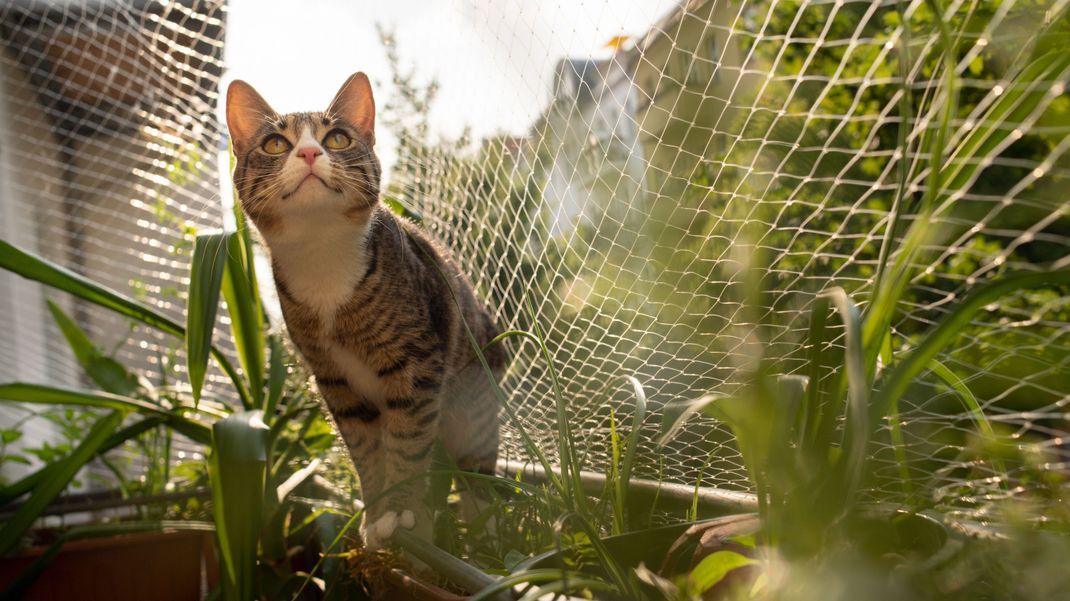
left=225, top=72, right=505, bottom=549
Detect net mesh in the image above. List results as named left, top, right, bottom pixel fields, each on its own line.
left=0, top=0, right=226, bottom=470
left=0, top=0, right=1067, bottom=522
left=385, top=0, right=1070, bottom=519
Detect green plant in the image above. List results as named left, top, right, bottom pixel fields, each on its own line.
left=643, top=0, right=1070, bottom=590
left=0, top=204, right=359, bottom=600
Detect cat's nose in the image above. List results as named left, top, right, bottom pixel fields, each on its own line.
left=296, top=146, right=322, bottom=166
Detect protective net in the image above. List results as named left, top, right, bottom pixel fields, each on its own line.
left=0, top=0, right=226, bottom=468
left=383, top=0, right=1070, bottom=520
left=0, top=0, right=1067, bottom=524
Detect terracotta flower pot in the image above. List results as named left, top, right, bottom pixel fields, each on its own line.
left=0, top=529, right=217, bottom=601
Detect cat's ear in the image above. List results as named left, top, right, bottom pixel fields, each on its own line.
left=226, top=80, right=277, bottom=151
left=328, top=72, right=375, bottom=145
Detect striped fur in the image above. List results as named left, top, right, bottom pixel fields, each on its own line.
left=226, top=73, right=505, bottom=549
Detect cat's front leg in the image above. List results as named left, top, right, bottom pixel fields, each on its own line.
left=440, top=368, right=502, bottom=542
left=375, top=370, right=443, bottom=547
left=321, top=382, right=389, bottom=549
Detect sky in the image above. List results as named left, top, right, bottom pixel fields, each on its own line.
left=222, top=0, right=676, bottom=175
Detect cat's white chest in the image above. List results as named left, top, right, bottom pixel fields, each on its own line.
left=329, top=346, right=386, bottom=402
left=269, top=219, right=369, bottom=328
left=267, top=218, right=386, bottom=403
left=284, top=261, right=359, bottom=324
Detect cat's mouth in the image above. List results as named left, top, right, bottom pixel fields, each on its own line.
left=283, top=173, right=328, bottom=198
left=300, top=173, right=325, bottom=187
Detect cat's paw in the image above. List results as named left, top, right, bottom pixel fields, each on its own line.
left=363, top=510, right=417, bottom=551
left=363, top=511, right=398, bottom=551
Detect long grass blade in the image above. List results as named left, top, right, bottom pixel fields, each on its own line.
left=873, top=269, right=1070, bottom=427
left=822, top=288, right=869, bottom=505
left=941, top=51, right=1070, bottom=196
left=800, top=294, right=831, bottom=451
left=873, top=0, right=915, bottom=295
left=469, top=569, right=594, bottom=601
left=264, top=335, right=286, bottom=419
left=928, top=359, right=1009, bottom=488
left=928, top=360, right=994, bottom=441
left=863, top=0, right=959, bottom=372
left=618, top=376, right=647, bottom=531
left=525, top=297, right=584, bottom=508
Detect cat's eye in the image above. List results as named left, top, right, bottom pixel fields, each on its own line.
left=323, top=130, right=352, bottom=150
left=261, top=135, right=291, bottom=155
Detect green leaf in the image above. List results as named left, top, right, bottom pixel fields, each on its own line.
left=617, top=376, right=647, bottom=531
left=469, top=569, right=600, bottom=601
left=657, top=393, right=723, bottom=447
left=943, top=50, right=1070, bottom=196
left=47, top=300, right=140, bottom=396
left=775, top=374, right=807, bottom=437
left=929, top=360, right=994, bottom=440
left=210, top=410, right=269, bottom=601
left=800, top=294, right=831, bottom=449
left=0, top=383, right=214, bottom=445
left=264, top=335, right=286, bottom=419
left=503, top=550, right=529, bottom=573
left=0, top=240, right=183, bottom=335
left=0, top=411, right=123, bottom=555
left=46, top=300, right=97, bottom=367
left=929, top=359, right=1010, bottom=489
left=0, top=239, right=252, bottom=408
left=873, top=269, right=1070, bottom=429
left=187, top=232, right=229, bottom=405
left=701, top=395, right=759, bottom=437
left=689, top=550, right=758, bottom=595
left=822, top=287, right=869, bottom=504
left=221, top=231, right=266, bottom=406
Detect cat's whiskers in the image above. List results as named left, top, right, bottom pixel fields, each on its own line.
left=241, top=180, right=291, bottom=225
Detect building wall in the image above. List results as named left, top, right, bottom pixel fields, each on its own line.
left=0, top=0, right=228, bottom=485
left=0, top=52, right=72, bottom=479
left=535, top=0, right=751, bottom=272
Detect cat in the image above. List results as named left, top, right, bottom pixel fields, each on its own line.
left=225, top=72, right=506, bottom=550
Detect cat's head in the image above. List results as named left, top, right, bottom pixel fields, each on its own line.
left=225, top=72, right=380, bottom=238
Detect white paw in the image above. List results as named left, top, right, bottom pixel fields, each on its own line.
left=364, top=511, right=398, bottom=551
left=363, top=510, right=417, bottom=550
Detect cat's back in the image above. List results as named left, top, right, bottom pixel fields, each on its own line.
left=318, top=208, right=503, bottom=374
left=383, top=210, right=506, bottom=373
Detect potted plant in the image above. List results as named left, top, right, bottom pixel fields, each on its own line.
left=0, top=210, right=363, bottom=600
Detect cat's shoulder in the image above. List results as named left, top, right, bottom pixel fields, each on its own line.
left=373, top=206, right=451, bottom=262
